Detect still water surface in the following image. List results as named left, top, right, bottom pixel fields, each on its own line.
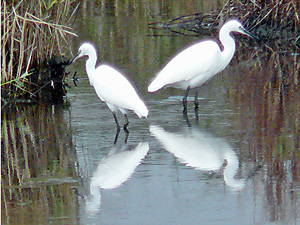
left=2, top=1, right=300, bottom=224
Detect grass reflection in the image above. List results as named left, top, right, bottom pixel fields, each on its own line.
left=226, top=50, right=300, bottom=222
left=1, top=104, right=79, bottom=224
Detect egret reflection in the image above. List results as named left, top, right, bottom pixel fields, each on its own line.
left=149, top=125, right=245, bottom=190
left=86, top=142, right=149, bottom=212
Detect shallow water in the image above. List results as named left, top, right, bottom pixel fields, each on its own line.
left=2, top=1, right=300, bottom=224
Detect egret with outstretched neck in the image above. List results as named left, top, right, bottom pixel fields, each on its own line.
left=148, top=19, right=255, bottom=114
left=72, top=43, right=148, bottom=141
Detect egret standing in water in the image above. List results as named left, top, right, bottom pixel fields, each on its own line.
left=71, top=43, right=148, bottom=142
left=148, top=19, right=255, bottom=114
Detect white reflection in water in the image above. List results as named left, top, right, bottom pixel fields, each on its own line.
left=86, top=142, right=149, bottom=213
left=149, top=125, right=244, bottom=191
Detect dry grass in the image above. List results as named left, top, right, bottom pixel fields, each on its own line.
left=1, top=0, right=78, bottom=101
left=148, top=0, right=300, bottom=51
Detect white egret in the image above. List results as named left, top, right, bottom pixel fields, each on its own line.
left=72, top=43, right=148, bottom=133
left=148, top=19, right=255, bottom=112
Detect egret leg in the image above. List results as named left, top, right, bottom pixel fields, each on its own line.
left=124, top=128, right=129, bottom=144
left=194, top=89, right=199, bottom=122
left=183, top=86, right=190, bottom=114
left=184, top=112, right=191, bottom=127
left=112, top=112, right=121, bottom=132
left=195, top=108, right=199, bottom=122
left=194, top=89, right=199, bottom=110
left=112, top=112, right=121, bottom=144
left=114, top=129, right=120, bottom=145
left=123, top=114, right=129, bottom=144
left=123, top=114, right=129, bottom=130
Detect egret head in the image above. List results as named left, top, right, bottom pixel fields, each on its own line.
left=71, top=42, right=96, bottom=64
left=224, top=20, right=256, bottom=39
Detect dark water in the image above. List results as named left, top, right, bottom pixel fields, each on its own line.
left=2, top=1, right=300, bottom=224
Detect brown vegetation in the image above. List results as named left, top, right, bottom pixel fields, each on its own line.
left=149, top=0, right=300, bottom=51
left=1, top=0, right=78, bottom=103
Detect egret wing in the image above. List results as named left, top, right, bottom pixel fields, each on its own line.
left=92, top=65, right=147, bottom=117
left=148, top=40, right=221, bottom=91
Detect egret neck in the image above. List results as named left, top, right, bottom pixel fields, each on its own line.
left=219, top=24, right=236, bottom=73
left=85, top=48, right=97, bottom=86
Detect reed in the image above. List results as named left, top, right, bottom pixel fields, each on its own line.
left=1, top=0, right=78, bottom=101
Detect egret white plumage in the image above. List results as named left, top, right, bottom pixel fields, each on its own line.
left=148, top=19, right=255, bottom=113
left=71, top=43, right=148, bottom=134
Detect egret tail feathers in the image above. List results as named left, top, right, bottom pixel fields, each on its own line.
left=135, top=100, right=148, bottom=118
left=148, top=78, right=165, bottom=92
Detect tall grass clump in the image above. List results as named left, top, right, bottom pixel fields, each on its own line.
left=1, top=0, right=78, bottom=103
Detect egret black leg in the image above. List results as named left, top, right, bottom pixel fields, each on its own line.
left=123, top=114, right=129, bottom=130
left=195, top=108, right=199, bottom=122
left=112, top=112, right=121, bottom=132
left=114, top=130, right=120, bottom=144
left=184, top=112, right=191, bottom=127
left=112, top=112, right=121, bottom=144
left=123, top=114, right=129, bottom=144
left=194, top=89, right=199, bottom=122
left=124, top=128, right=129, bottom=144
left=183, top=86, right=190, bottom=115
left=194, top=89, right=199, bottom=110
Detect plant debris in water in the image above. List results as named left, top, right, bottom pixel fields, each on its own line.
left=30, top=57, right=73, bottom=104
left=148, top=0, right=300, bottom=52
